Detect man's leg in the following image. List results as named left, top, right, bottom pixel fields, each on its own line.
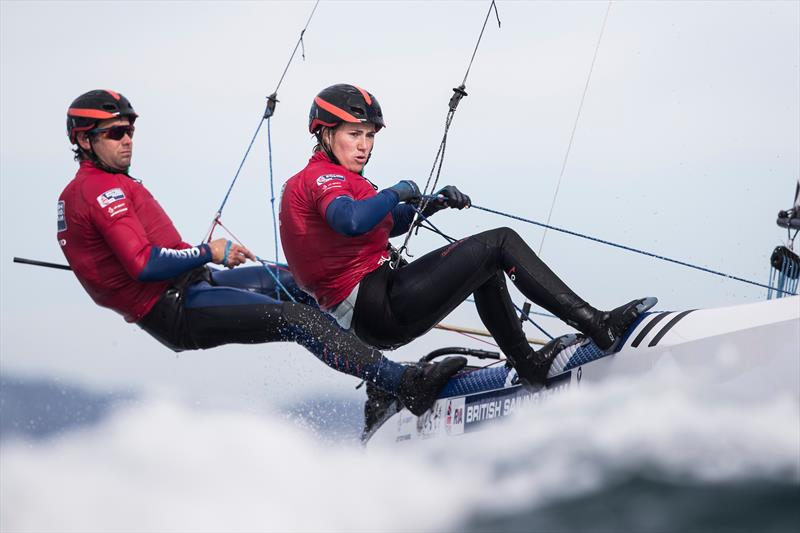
left=209, top=265, right=316, bottom=306
left=183, top=281, right=465, bottom=412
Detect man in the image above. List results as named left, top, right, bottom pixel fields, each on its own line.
left=57, top=89, right=466, bottom=416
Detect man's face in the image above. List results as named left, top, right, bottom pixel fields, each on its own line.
left=78, top=116, right=133, bottom=171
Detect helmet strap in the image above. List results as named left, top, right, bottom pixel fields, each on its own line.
left=317, top=128, right=341, bottom=166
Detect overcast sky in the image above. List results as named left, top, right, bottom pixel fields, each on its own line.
left=1, top=1, right=798, bottom=405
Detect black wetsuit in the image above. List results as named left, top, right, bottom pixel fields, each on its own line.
left=138, top=265, right=405, bottom=391
left=353, top=227, right=586, bottom=361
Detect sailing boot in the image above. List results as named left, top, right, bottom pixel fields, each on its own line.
left=507, top=334, right=581, bottom=390
left=396, top=356, right=467, bottom=416
left=362, top=382, right=402, bottom=441
left=558, top=296, right=658, bottom=352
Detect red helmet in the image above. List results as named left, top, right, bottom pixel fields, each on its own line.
left=67, top=89, right=138, bottom=144
left=309, top=84, right=384, bottom=134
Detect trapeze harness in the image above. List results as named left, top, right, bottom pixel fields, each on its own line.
left=56, top=160, right=404, bottom=389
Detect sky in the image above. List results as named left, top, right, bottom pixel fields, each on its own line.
left=1, top=0, right=798, bottom=405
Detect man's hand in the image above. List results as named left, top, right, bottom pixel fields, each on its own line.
left=387, top=180, right=422, bottom=203
left=208, top=238, right=256, bottom=268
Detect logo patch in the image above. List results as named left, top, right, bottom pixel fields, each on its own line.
left=96, top=188, right=125, bottom=207
left=316, top=174, right=345, bottom=186
left=107, top=203, right=128, bottom=217
left=57, top=201, right=67, bottom=232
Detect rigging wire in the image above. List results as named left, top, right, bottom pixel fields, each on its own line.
left=472, top=203, right=796, bottom=296
left=537, top=0, right=613, bottom=256
left=393, top=0, right=501, bottom=267
left=203, top=1, right=320, bottom=299
left=512, top=1, right=613, bottom=339
left=207, top=0, right=320, bottom=240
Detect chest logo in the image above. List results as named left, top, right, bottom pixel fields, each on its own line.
left=96, top=188, right=126, bottom=207
left=57, top=200, right=67, bottom=232
left=316, top=174, right=345, bottom=186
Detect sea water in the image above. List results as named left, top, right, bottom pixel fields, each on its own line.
left=1, top=368, right=798, bottom=532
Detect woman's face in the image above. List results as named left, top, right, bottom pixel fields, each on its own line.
left=328, top=122, right=376, bottom=173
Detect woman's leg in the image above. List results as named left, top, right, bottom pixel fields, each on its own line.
left=356, top=227, right=648, bottom=352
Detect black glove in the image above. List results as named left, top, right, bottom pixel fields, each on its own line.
left=423, top=185, right=471, bottom=216
left=387, top=180, right=421, bottom=203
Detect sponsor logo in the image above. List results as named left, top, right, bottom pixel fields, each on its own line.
left=57, top=201, right=67, bottom=232
left=59, top=239, right=67, bottom=247
left=465, top=372, right=572, bottom=429
left=444, top=398, right=465, bottom=435
left=507, top=265, right=517, bottom=281
left=416, top=400, right=444, bottom=438
left=441, top=238, right=466, bottom=258
left=159, top=246, right=203, bottom=259
left=96, top=188, right=126, bottom=207
left=107, top=203, right=128, bottom=217
left=316, top=174, right=345, bottom=186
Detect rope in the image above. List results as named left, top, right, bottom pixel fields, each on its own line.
left=212, top=219, right=296, bottom=303
left=267, top=117, right=280, bottom=298
left=461, top=0, right=502, bottom=87
left=271, top=0, right=319, bottom=97
left=210, top=118, right=266, bottom=228
left=393, top=0, right=501, bottom=266
left=472, top=203, right=796, bottom=296
left=208, top=0, right=321, bottom=238
left=538, top=0, right=612, bottom=256
left=204, top=1, right=321, bottom=300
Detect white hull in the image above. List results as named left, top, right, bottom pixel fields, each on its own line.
left=366, top=296, right=800, bottom=445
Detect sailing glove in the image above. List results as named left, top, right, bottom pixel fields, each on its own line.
left=423, top=185, right=471, bottom=216
left=387, top=180, right=422, bottom=203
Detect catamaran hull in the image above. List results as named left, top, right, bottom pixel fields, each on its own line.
left=365, top=296, right=800, bottom=445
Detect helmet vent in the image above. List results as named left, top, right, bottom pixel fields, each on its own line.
left=101, top=103, right=117, bottom=111
left=350, top=106, right=365, bottom=116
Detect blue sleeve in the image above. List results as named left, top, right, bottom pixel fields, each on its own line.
left=389, top=204, right=416, bottom=237
left=138, top=243, right=212, bottom=281
left=325, top=190, right=399, bottom=237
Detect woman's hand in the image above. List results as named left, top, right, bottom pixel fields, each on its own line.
left=435, top=185, right=471, bottom=209
left=208, top=238, right=256, bottom=268
left=387, top=180, right=421, bottom=203
left=423, top=185, right=471, bottom=216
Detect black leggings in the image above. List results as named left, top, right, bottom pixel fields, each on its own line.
left=352, top=227, right=581, bottom=356
left=138, top=266, right=392, bottom=386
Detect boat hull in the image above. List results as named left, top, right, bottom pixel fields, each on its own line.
left=365, top=296, right=800, bottom=445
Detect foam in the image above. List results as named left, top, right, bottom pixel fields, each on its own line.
left=2, top=369, right=798, bottom=532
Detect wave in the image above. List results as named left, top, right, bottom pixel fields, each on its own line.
left=1, top=370, right=798, bottom=532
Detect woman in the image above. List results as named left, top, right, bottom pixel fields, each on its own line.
left=280, top=84, right=655, bottom=388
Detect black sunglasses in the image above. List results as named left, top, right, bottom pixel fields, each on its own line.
left=89, top=124, right=135, bottom=140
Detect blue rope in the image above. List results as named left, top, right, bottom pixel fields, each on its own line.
left=472, top=204, right=796, bottom=296
left=214, top=118, right=265, bottom=219
left=256, top=257, right=296, bottom=303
